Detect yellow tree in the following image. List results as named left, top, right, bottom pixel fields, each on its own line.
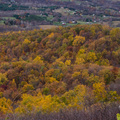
left=33, top=56, right=44, bottom=65
left=93, top=82, right=107, bottom=102
left=0, top=73, right=8, bottom=86
left=75, top=49, right=86, bottom=64
left=0, top=97, right=13, bottom=114
left=73, top=36, right=85, bottom=46
left=87, top=52, right=97, bottom=62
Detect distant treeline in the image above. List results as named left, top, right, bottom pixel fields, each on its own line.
left=0, top=3, right=29, bottom=11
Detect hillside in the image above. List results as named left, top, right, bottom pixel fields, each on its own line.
left=0, top=24, right=120, bottom=119
left=0, top=0, right=120, bottom=32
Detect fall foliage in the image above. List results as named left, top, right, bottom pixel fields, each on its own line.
left=0, top=24, right=120, bottom=119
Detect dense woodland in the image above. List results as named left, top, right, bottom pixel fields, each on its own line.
left=0, top=24, right=120, bottom=119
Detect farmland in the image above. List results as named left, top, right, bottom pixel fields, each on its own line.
left=0, top=0, right=120, bottom=32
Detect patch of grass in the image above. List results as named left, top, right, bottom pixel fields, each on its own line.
left=47, top=15, right=54, bottom=21
left=39, top=25, right=57, bottom=30
left=112, top=21, right=120, bottom=26
left=53, top=22, right=62, bottom=26
left=0, top=20, right=4, bottom=25
left=53, top=7, right=75, bottom=16
left=66, top=23, right=77, bottom=26
left=77, top=21, right=90, bottom=24
left=2, top=17, right=16, bottom=20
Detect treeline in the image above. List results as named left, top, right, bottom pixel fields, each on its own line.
left=0, top=24, right=120, bottom=119
left=0, top=3, right=29, bottom=11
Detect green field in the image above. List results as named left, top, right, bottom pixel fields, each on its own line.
left=77, top=21, right=88, bottom=24
left=47, top=15, right=54, bottom=21
left=0, top=20, right=4, bottom=25
left=53, top=22, right=62, bottom=25
left=2, top=17, right=16, bottom=20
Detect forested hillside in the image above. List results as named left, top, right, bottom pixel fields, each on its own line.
left=0, top=24, right=120, bottom=119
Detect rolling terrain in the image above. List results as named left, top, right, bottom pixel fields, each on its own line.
left=0, top=24, right=120, bottom=119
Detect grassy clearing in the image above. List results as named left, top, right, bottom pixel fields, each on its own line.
left=2, top=17, right=16, bottom=20
left=39, top=25, right=58, bottom=30
left=0, top=20, right=4, bottom=25
left=112, top=21, right=120, bottom=26
left=53, top=22, right=62, bottom=26
left=77, top=21, right=89, bottom=24
left=47, top=15, right=54, bottom=21
left=53, top=7, right=75, bottom=16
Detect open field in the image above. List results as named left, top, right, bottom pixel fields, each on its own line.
left=39, top=25, right=58, bottom=29
left=2, top=17, right=16, bottom=20
left=53, top=7, right=75, bottom=16
left=112, top=21, right=120, bottom=27
left=0, top=20, right=4, bottom=25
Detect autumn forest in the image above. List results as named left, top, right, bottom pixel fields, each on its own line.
left=0, top=24, right=120, bottom=120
